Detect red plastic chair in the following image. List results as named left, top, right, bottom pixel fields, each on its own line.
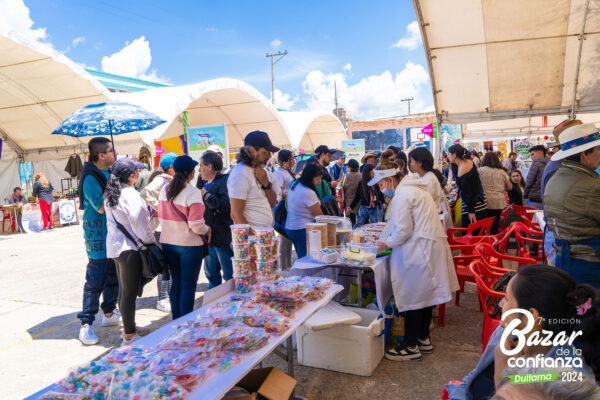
left=512, top=222, right=545, bottom=263
left=475, top=243, right=536, bottom=273
left=498, top=204, right=514, bottom=232
left=447, top=217, right=495, bottom=245
left=452, top=254, right=479, bottom=306
left=470, top=261, right=506, bottom=351
left=1, top=208, right=15, bottom=233
left=513, top=205, right=537, bottom=222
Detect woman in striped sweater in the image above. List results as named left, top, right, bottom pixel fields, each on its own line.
left=158, top=155, right=210, bottom=320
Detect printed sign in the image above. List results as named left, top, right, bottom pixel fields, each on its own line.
left=188, top=124, right=229, bottom=167
left=342, top=139, right=365, bottom=162
left=58, top=200, right=77, bottom=225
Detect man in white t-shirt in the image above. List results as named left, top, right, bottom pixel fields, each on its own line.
left=228, top=131, right=280, bottom=231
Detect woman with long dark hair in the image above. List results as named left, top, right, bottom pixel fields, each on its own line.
left=478, top=152, right=512, bottom=234
left=448, top=144, right=488, bottom=227
left=507, top=170, right=526, bottom=206
left=104, top=158, right=156, bottom=345
left=349, top=164, right=385, bottom=228
left=408, top=147, right=444, bottom=210
left=158, top=155, right=210, bottom=319
left=285, top=162, right=324, bottom=258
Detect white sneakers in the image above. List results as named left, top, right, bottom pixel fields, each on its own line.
left=101, top=309, right=122, bottom=327
left=157, top=299, right=171, bottom=313
left=79, top=324, right=99, bottom=346
left=79, top=310, right=122, bottom=346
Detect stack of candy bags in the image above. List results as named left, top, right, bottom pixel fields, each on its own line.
left=50, top=276, right=332, bottom=399
left=231, top=225, right=280, bottom=293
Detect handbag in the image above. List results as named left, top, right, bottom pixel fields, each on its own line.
left=112, top=215, right=169, bottom=280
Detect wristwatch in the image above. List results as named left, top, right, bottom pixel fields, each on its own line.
left=261, top=182, right=272, bottom=190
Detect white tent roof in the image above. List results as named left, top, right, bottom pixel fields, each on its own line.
left=463, top=113, right=600, bottom=141
left=415, top=0, right=600, bottom=124
left=278, top=111, right=346, bottom=152
left=115, top=79, right=294, bottom=150
left=0, top=27, right=144, bottom=161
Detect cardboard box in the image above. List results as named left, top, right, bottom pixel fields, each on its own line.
left=229, top=367, right=297, bottom=400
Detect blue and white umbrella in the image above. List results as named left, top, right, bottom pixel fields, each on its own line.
left=52, top=102, right=166, bottom=152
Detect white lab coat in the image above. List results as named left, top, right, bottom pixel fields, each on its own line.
left=380, top=175, right=459, bottom=313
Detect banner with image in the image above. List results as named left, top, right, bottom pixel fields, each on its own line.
left=342, top=139, right=366, bottom=162
left=188, top=124, right=229, bottom=167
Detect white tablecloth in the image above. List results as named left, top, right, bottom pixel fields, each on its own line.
left=289, top=256, right=393, bottom=316
left=26, top=282, right=343, bottom=400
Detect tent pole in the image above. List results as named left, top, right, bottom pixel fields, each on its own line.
left=569, top=0, right=590, bottom=119
left=109, top=119, right=116, bottom=158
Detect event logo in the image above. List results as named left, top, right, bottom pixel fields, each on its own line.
left=500, top=308, right=584, bottom=384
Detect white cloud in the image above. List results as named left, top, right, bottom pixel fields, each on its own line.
left=101, top=36, right=170, bottom=84
left=273, top=88, right=297, bottom=110
left=391, top=21, right=422, bottom=50
left=71, top=36, right=85, bottom=47
left=342, top=63, right=352, bottom=71
left=270, top=38, right=282, bottom=49
left=0, top=0, right=46, bottom=40
left=206, top=27, right=216, bottom=32
left=302, top=62, right=433, bottom=120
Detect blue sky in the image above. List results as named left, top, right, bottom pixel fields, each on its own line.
left=4, top=0, right=434, bottom=120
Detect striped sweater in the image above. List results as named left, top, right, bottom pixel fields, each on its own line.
left=158, top=183, right=209, bottom=246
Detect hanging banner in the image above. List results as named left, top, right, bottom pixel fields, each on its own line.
left=188, top=124, right=229, bottom=167
left=512, top=139, right=533, bottom=177
left=342, top=139, right=365, bottom=162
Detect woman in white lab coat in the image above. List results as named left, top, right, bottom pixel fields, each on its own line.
left=374, top=150, right=459, bottom=361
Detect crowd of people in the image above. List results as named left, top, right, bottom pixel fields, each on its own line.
left=66, top=120, right=600, bottom=397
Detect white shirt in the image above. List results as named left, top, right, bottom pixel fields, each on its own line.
left=267, top=168, right=282, bottom=203
left=285, top=182, right=320, bottom=230
left=274, top=167, right=295, bottom=196
left=227, top=163, right=274, bottom=230
left=105, top=185, right=156, bottom=259
left=416, top=171, right=444, bottom=211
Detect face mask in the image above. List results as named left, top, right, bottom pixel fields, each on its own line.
left=382, top=188, right=395, bottom=197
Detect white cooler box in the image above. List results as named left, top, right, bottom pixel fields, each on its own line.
left=297, top=305, right=384, bottom=376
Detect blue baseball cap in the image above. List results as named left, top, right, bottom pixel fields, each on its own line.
left=173, top=155, right=198, bottom=174
left=160, top=152, right=178, bottom=170
left=244, top=130, right=280, bottom=153
left=111, top=157, right=146, bottom=180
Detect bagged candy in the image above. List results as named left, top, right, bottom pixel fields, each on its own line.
left=231, top=224, right=250, bottom=244
left=105, top=345, right=150, bottom=364
left=255, top=228, right=274, bottom=245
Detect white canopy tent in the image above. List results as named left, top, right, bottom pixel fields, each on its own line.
left=414, top=0, right=600, bottom=125
left=0, top=27, right=144, bottom=162
left=115, top=79, right=294, bottom=150
left=278, top=111, right=347, bottom=152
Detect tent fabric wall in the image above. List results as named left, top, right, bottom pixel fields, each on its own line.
left=278, top=111, right=347, bottom=152
left=0, top=148, right=21, bottom=201
left=415, top=0, right=600, bottom=124
left=32, top=159, right=73, bottom=195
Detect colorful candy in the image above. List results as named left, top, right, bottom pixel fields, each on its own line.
left=231, top=224, right=250, bottom=244
left=232, top=258, right=254, bottom=277
left=255, top=245, right=273, bottom=262
left=232, top=244, right=250, bottom=259
left=234, top=276, right=253, bottom=293
left=255, top=228, right=274, bottom=245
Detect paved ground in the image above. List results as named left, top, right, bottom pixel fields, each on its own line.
left=0, top=225, right=484, bottom=400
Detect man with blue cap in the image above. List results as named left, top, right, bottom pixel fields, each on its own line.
left=140, top=152, right=178, bottom=313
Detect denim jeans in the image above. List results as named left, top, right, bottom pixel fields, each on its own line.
left=526, top=199, right=544, bottom=210
left=354, top=205, right=383, bottom=228
left=77, top=258, right=119, bottom=326
left=286, top=228, right=307, bottom=259
left=543, top=227, right=557, bottom=266
left=204, top=246, right=234, bottom=289
left=162, top=243, right=203, bottom=320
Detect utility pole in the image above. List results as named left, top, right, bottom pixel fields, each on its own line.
left=334, top=81, right=339, bottom=118
left=401, top=97, right=414, bottom=115
left=266, top=50, right=288, bottom=104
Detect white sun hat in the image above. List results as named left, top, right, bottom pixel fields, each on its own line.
left=552, top=123, right=600, bottom=161
left=206, top=144, right=223, bottom=155
left=368, top=168, right=399, bottom=186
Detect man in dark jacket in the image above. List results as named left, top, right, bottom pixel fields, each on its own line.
left=199, top=151, right=233, bottom=288
left=523, top=145, right=549, bottom=209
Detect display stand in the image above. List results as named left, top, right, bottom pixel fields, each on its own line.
left=26, top=281, right=343, bottom=400
left=60, top=178, right=78, bottom=200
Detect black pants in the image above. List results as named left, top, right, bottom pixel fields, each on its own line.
left=114, top=250, right=143, bottom=334
left=403, top=306, right=433, bottom=347
left=487, top=209, right=503, bottom=235
left=461, top=209, right=488, bottom=231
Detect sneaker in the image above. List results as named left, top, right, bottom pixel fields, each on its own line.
left=121, top=333, right=140, bottom=347
left=417, top=337, right=434, bottom=354
left=156, top=299, right=171, bottom=313
left=79, top=324, right=99, bottom=345
left=385, top=342, right=422, bottom=361
left=120, top=326, right=150, bottom=339
left=101, top=309, right=122, bottom=327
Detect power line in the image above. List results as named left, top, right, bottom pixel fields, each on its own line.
left=266, top=51, right=288, bottom=105
left=401, top=97, right=414, bottom=115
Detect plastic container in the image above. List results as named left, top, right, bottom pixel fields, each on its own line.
left=255, top=245, right=273, bottom=262
left=255, top=228, right=274, bottom=246
left=232, top=258, right=254, bottom=276
left=232, top=244, right=250, bottom=259
left=296, top=307, right=384, bottom=376
left=344, top=243, right=378, bottom=265
left=231, top=224, right=250, bottom=244
left=234, top=276, right=253, bottom=293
